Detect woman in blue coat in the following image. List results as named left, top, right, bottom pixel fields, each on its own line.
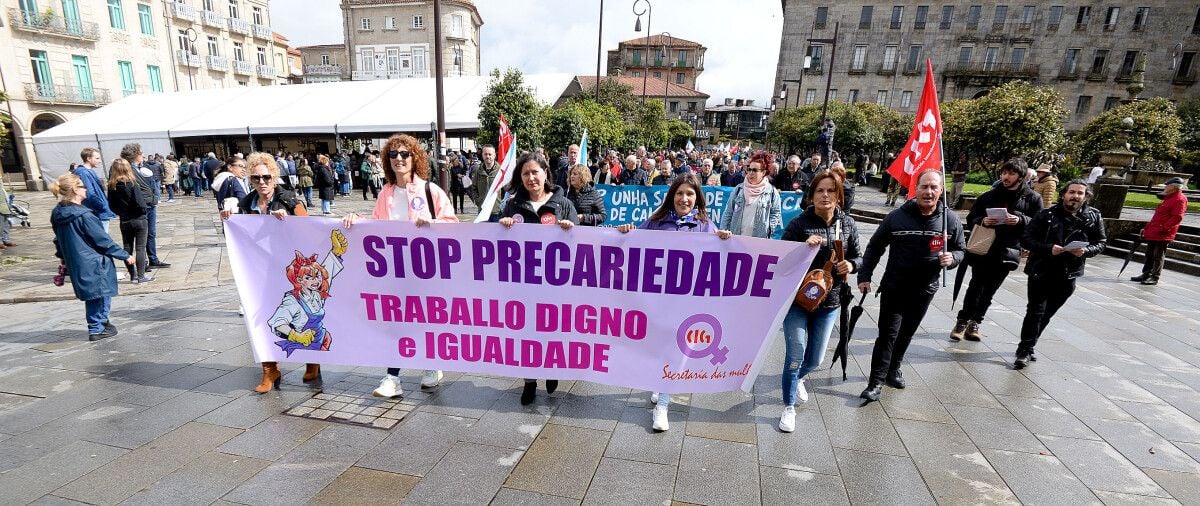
left=50, top=173, right=135, bottom=341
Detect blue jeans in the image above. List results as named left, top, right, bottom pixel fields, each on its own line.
left=191, top=176, right=204, bottom=196
left=302, top=187, right=313, bottom=205
left=321, top=200, right=332, bottom=214
left=781, top=305, right=838, bottom=405
left=85, top=297, right=111, bottom=334
left=165, top=184, right=175, bottom=200
left=145, top=206, right=159, bottom=263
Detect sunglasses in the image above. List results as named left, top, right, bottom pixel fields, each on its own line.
left=388, top=150, right=411, bottom=160
left=248, top=175, right=273, bottom=183
left=745, top=168, right=765, bottom=173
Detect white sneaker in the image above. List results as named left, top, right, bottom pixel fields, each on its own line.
left=420, top=370, right=443, bottom=388
left=797, top=379, right=809, bottom=403
left=372, top=374, right=403, bottom=398
left=649, top=392, right=659, bottom=405
left=779, top=405, right=796, bottom=433
left=651, top=406, right=670, bottom=431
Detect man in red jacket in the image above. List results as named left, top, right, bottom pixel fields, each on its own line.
left=1133, top=177, right=1188, bottom=285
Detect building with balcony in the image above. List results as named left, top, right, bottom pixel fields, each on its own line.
left=272, top=33, right=302, bottom=85
left=1, top=0, right=186, bottom=188
left=164, top=0, right=278, bottom=91
left=341, top=0, right=483, bottom=81
left=298, top=44, right=350, bottom=83
left=773, top=1, right=1200, bottom=129
left=565, top=75, right=710, bottom=121
left=704, top=99, right=771, bottom=143
left=607, top=34, right=707, bottom=92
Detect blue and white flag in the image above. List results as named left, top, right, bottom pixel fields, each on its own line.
left=577, top=129, right=588, bottom=166
left=685, top=138, right=694, bottom=153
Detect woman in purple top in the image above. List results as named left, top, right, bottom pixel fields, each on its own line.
left=616, top=172, right=731, bottom=432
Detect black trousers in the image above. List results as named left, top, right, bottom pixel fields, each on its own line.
left=1141, top=240, right=1169, bottom=278
left=956, top=262, right=1011, bottom=323
left=119, top=217, right=148, bottom=279
left=869, top=288, right=937, bottom=384
left=1018, top=276, right=1076, bottom=356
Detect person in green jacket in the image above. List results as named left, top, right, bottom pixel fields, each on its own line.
left=471, top=145, right=502, bottom=220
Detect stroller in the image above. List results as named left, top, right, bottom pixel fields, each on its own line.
left=7, top=195, right=32, bottom=228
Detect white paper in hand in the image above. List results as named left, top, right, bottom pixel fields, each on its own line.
left=389, top=189, right=410, bottom=221
left=1064, top=240, right=1089, bottom=251
left=986, top=208, right=1009, bottom=220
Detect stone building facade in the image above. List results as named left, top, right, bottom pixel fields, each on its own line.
left=772, top=1, right=1200, bottom=129
left=607, top=34, right=706, bottom=91
left=297, top=44, right=350, bottom=83
left=1, top=0, right=277, bottom=187
left=339, top=0, right=482, bottom=81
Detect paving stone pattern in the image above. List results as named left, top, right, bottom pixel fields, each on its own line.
left=0, top=189, right=1198, bottom=504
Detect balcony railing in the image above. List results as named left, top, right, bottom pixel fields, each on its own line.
left=228, top=17, right=250, bottom=34
left=352, top=69, right=416, bottom=80
left=171, top=2, right=196, bottom=21
left=848, top=64, right=867, bottom=75
left=1057, top=68, right=1080, bottom=80
left=256, top=64, right=274, bottom=77
left=304, top=64, right=344, bottom=75
left=232, top=60, right=255, bottom=75
left=252, top=24, right=271, bottom=39
left=8, top=8, right=99, bottom=41
left=207, top=55, right=227, bottom=70
left=24, top=83, right=110, bottom=106
left=945, top=62, right=1040, bottom=78
left=176, top=49, right=202, bottom=67
left=201, top=10, right=223, bottom=27
left=1085, top=70, right=1109, bottom=82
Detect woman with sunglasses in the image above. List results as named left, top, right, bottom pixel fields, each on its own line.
left=220, top=153, right=324, bottom=392
left=718, top=151, right=782, bottom=239
left=50, top=173, right=135, bottom=341
left=343, top=134, right=458, bottom=399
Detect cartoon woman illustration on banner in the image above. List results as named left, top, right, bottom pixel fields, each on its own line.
left=268, top=229, right=348, bottom=356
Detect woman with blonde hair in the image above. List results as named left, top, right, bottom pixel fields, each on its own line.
left=51, top=173, right=135, bottom=341
left=565, top=163, right=606, bottom=226
left=343, top=134, right=458, bottom=399
left=106, top=158, right=151, bottom=283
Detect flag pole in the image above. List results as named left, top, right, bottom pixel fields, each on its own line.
left=939, top=131, right=948, bottom=287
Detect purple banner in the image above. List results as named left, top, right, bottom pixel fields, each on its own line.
left=224, top=216, right=816, bottom=393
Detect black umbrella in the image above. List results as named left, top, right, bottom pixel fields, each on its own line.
left=951, top=260, right=971, bottom=310
left=830, top=291, right=868, bottom=381
left=1117, top=234, right=1144, bottom=278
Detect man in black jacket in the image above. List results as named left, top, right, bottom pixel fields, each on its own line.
left=952, top=159, right=1042, bottom=341
left=122, top=143, right=170, bottom=269
left=1014, top=179, right=1105, bottom=369
left=857, top=171, right=965, bottom=401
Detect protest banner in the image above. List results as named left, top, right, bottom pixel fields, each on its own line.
left=595, top=184, right=805, bottom=239
left=225, top=216, right=816, bottom=393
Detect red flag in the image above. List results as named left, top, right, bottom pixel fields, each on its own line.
left=729, top=142, right=739, bottom=156
left=887, top=59, right=943, bottom=199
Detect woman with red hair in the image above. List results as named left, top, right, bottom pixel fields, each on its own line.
left=718, top=151, right=782, bottom=238
left=343, top=133, right=458, bottom=399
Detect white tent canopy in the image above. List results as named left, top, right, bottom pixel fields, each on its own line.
left=32, top=73, right=574, bottom=182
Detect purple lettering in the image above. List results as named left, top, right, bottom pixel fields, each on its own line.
left=624, top=310, right=647, bottom=340
left=750, top=255, right=778, bottom=297
left=664, top=250, right=694, bottom=295
left=640, top=248, right=663, bottom=293
left=598, top=246, right=624, bottom=290
left=522, top=241, right=543, bottom=285
left=385, top=236, right=408, bottom=277
left=544, top=242, right=570, bottom=286
left=363, top=236, right=388, bottom=277
left=472, top=240, right=495, bottom=281
left=437, top=238, right=461, bottom=279
left=427, top=296, right=448, bottom=324
left=692, top=252, right=722, bottom=296
left=536, top=303, right=556, bottom=332
left=410, top=237, right=436, bottom=279
left=593, top=344, right=610, bottom=372
left=723, top=253, right=753, bottom=296
left=521, top=340, right=543, bottom=367
left=360, top=293, right=379, bottom=320
left=497, top=240, right=520, bottom=282
left=381, top=294, right=402, bottom=321
left=572, top=244, right=598, bottom=288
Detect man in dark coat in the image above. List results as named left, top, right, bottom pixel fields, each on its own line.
left=123, top=143, right=170, bottom=269
left=857, top=171, right=965, bottom=401
left=1015, top=179, right=1105, bottom=369
left=952, top=159, right=1043, bottom=341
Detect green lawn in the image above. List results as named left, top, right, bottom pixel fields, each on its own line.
left=961, top=183, right=1200, bottom=213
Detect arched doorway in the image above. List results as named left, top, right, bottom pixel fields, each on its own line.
left=30, top=112, right=66, bottom=135
left=971, top=89, right=991, bottom=99
left=1, top=113, right=25, bottom=183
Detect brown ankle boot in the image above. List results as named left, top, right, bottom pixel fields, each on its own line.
left=302, top=363, right=321, bottom=383
left=255, top=362, right=281, bottom=393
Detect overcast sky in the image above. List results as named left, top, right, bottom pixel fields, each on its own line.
left=269, top=0, right=784, bottom=106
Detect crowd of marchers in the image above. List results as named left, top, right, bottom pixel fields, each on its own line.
left=12, top=131, right=1186, bottom=435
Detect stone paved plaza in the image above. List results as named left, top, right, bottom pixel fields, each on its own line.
left=1, top=188, right=1199, bottom=505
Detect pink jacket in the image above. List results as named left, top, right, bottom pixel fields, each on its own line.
left=371, top=177, right=459, bottom=223
left=1143, top=190, right=1186, bottom=242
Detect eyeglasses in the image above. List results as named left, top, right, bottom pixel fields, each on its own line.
left=248, top=175, right=273, bottom=183
left=388, top=150, right=411, bottom=160
left=745, top=168, right=765, bottom=173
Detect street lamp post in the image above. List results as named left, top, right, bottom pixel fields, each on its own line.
left=432, top=0, right=448, bottom=189
left=595, top=0, right=604, bottom=101
left=661, top=31, right=672, bottom=107
left=632, top=0, right=651, bottom=107
left=811, top=21, right=839, bottom=124
left=185, top=27, right=197, bottom=90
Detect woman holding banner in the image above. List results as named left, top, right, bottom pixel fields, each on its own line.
left=500, top=152, right=579, bottom=405
left=343, top=134, right=459, bottom=400
left=565, top=163, right=606, bottom=226
left=718, top=151, right=782, bottom=239
left=616, top=173, right=733, bottom=432
left=775, top=171, right=861, bottom=432
left=220, top=153, right=324, bottom=393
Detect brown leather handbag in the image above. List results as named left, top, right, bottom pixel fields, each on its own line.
left=795, top=239, right=844, bottom=313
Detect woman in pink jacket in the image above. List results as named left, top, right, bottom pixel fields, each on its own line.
left=343, top=133, right=458, bottom=398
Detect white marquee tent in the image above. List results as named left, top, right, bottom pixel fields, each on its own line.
left=32, top=73, right=575, bottom=182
